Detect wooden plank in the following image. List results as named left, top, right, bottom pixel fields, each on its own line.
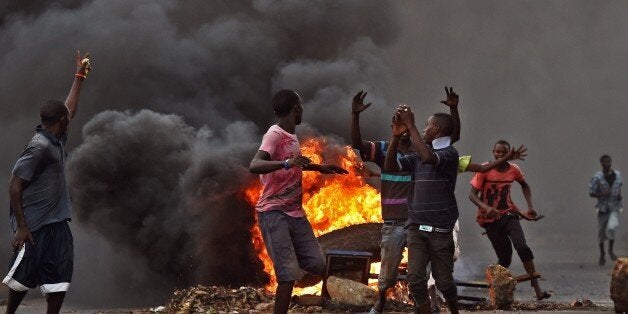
left=515, top=272, right=541, bottom=283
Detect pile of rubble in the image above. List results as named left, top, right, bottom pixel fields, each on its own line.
left=158, top=284, right=607, bottom=313
left=163, top=285, right=273, bottom=313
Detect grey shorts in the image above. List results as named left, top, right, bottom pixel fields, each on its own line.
left=257, top=210, right=325, bottom=282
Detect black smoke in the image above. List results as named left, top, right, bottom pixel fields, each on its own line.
left=0, top=0, right=403, bottom=307
left=68, top=110, right=264, bottom=286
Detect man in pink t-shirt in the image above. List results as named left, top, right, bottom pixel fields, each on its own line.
left=250, top=89, right=347, bottom=314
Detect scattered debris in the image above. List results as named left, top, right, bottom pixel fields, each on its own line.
left=157, top=284, right=608, bottom=313
left=163, top=285, right=272, bottom=313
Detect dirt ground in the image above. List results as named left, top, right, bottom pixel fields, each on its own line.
left=0, top=215, right=623, bottom=313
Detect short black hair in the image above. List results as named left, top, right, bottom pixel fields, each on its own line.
left=431, top=112, right=454, bottom=136
left=600, top=154, right=611, bottom=162
left=494, top=140, right=511, bottom=149
left=40, top=100, right=68, bottom=125
left=272, top=90, right=300, bottom=117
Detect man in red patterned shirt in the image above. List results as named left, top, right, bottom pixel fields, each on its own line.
left=469, top=140, right=550, bottom=300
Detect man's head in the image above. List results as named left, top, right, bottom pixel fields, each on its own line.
left=422, top=112, right=453, bottom=143
left=493, top=140, right=511, bottom=160
left=272, top=89, right=303, bottom=125
left=40, top=100, right=69, bottom=134
left=600, top=154, right=612, bottom=172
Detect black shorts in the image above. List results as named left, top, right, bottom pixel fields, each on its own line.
left=2, top=220, right=73, bottom=294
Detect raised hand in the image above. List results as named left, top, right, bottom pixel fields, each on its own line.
left=507, top=145, right=528, bottom=161
left=352, top=90, right=372, bottom=113
left=440, top=86, right=459, bottom=107
left=396, top=104, right=415, bottom=128
left=391, top=113, right=408, bottom=136
left=76, top=50, right=92, bottom=78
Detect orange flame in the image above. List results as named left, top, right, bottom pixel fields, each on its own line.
left=244, top=137, right=383, bottom=292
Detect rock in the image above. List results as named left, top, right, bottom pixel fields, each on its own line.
left=611, top=258, right=628, bottom=313
left=325, top=275, right=377, bottom=306
left=485, top=264, right=516, bottom=309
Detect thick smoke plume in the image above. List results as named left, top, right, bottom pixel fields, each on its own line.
left=0, top=0, right=403, bottom=305
left=68, top=110, right=263, bottom=286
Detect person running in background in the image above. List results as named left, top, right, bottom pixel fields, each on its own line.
left=249, top=89, right=348, bottom=314
left=469, top=140, right=550, bottom=300
left=589, top=154, right=622, bottom=266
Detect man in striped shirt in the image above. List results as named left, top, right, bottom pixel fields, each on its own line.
left=352, top=90, right=525, bottom=313
left=385, top=105, right=460, bottom=314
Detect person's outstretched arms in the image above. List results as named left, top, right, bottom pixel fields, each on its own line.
left=249, top=150, right=312, bottom=174
left=65, top=51, right=91, bottom=121
left=351, top=91, right=374, bottom=160
left=303, top=163, right=349, bottom=174
left=440, top=86, right=460, bottom=143
left=465, top=145, right=528, bottom=173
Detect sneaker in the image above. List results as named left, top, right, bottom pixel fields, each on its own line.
left=599, top=256, right=606, bottom=266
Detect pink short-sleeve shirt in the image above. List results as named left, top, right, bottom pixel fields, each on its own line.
left=255, top=125, right=304, bottom=217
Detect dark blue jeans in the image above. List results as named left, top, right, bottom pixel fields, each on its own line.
left=406, top=226, right=457, bottom=305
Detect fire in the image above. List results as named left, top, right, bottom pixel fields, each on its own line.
left=244, top=137, right=382, bottom=292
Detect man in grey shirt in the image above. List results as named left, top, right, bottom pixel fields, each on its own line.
left=3, top=51, right=91, bottom=314
left=589, top=154, right=623, bottom=266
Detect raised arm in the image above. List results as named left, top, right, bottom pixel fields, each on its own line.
left=397, top=105, right=438, bottom=164
left=8, top=175, right=34, bottom=249
left=383, top=114, right=408, bottom=171
left=440, top=86, right=460, bottom=143
left=65, top=51, right=91, bottom=120
left=465, top=145, right=528, bottom=173
left=351, top=91, right=374, bottom=159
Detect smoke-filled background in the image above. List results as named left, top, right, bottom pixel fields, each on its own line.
left=0, top=0, right=625, bottom=309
